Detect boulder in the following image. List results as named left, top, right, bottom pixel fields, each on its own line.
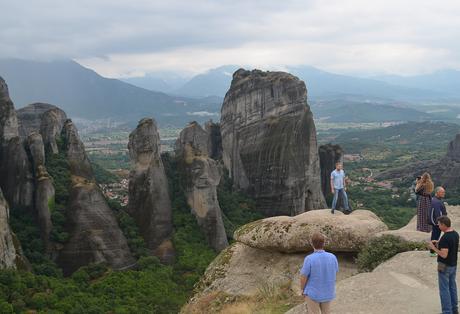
left=235, top=209, right=388, bottom=253
left=128, top=118, right=174, bottom=262
left=220, top=69, right=326, bottom=216
left=175, top=121, right=228, bottom=252
left=183, top=242, right=357, bottom=313
left=286, top=251, right=453, bottom=314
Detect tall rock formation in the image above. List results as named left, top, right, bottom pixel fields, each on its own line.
left=175, top=121, right=228, bottom=252
left=128, top=118, right=174, bottom=262
left=57, top=120, right=135, bottom=274
left=319, top=144, right=343, bottom=197
left=27, top=132, right=54, bottom=248
left=17, top=103, right=67, bottom=153
left=220, top=69, right=326, bottom=216
left=0, top=77, right=34, bottom=211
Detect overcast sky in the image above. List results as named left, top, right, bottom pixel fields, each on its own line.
left=1, top=0, right=459, bottom=78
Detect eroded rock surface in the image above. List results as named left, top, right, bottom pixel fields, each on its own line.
left=175, top=121, right=228, bottom=252
left=220, top=69, right=325, bottom=216
left=0, top=188, right=18, bottom=269
left=128, top=118, right=174, bottom=262
left=235, top=209, right=387, bottom=253
left=286, top=251, right=452, bottom=314
left=17, top=103, right=67, bottom=153
left=58, top=119, right=135, bottom=274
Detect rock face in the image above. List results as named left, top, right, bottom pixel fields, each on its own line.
left=0, top=77, right=34, bottom=211
left=128, top=118, right=174, bottom=262
left=319, top=144, right=343, bottom=198
left=220, top=69, right=325, bottom=216
left=27, top=132, right=54, bottom=248
left=58, top=120, right=135, bottom=274
left=235, top=209, right=387, bottom=253
left=0, top=188, right=18, bottom=269
left=286, top=251, right=453, bottom=314
left=175, top=122, right=228, bottom=252
left=204, top=121, right=223, bottom=160
left=17, top=103, right=67, bottom=153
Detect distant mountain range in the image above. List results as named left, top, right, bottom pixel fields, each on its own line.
left=1, top=59, right=459, bottom=127
left=127, top=64, right=460, bottom=102
left=0, top=59, right=221, bottom=127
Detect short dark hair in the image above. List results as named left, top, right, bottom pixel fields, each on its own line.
left=311, top=232, right=325, bottom=249
left=438, top=216, right=451, bottom=227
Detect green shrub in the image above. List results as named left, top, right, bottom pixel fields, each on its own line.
left=356, top=235, right=426, bottom=272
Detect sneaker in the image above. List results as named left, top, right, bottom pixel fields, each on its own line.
left=331, top=209, right=335, bottom=214
left=430, top=252, right=437, bottom=257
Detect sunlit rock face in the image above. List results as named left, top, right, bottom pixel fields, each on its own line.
left=220, top=69, right=326, bottom=216
left=175, top=121, right=228, bottom=252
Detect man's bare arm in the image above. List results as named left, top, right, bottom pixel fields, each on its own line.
left=300, top=275, right=308, bottom=294
left=428, top=242, right=449, bottom=258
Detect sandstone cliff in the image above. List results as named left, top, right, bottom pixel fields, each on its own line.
left=128, top=118, right=174, bottom=262
left=175, top=121, right=228, bottom=252
left=27, top=132, right=54, bottom=248
left=0, top=77, right=34, bottom=211
left=220, top=69, right=325, bottom=216
left=0, top=188, right=18, bottom=269
left=57, top=119, right=135, bottom=274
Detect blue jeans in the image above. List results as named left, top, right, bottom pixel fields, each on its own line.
left=438, top=265, right=458, bottom=314
left=332, top=188, right=349, bottom=210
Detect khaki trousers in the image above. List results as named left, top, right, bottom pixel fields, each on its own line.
left=304, top=295, right=331, bottom=314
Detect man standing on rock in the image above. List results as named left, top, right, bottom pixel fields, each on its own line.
left=428, top=216, right=459, bottom=314
left=429, top=187, right=448, bottom=256
left=300, top=232, right=338, bottom=314
left=330, top=162, right=349, bottom=214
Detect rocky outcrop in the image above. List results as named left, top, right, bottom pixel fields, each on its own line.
left=220, top=69, right=325, bottom=216
left=175, top=122, right=228, bottom=252
left=58, top=119, right=135, bottom=274
left=27, top=132, right=54, bottom=248
left=286, top=251, right=452, bottom=314
left=0, top=188, right=18, bottom=269
left=17, top=103, right=67, bottom=153
left=182, top=209, right=382, bottom=313
left=319, top=144, right=343, bottom=198
left=0, top=77, right=34, bottom=211
left=128, top=118, right=174, bottom=262
left=204, top=120, right=222, bottom=160
left=235, top=209, right=387, bottom=253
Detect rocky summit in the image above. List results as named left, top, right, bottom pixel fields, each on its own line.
left=175, top=121, right=228, bottom=252
left=220, top=69, right=325, bottom=216
left=128, top=118, right=174, bottom=262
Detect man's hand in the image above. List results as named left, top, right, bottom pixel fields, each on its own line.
left=331, top=188, right=335, bottom=194
left=427, top=240, right=437, bottom=251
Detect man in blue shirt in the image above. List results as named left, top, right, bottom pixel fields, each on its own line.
left=429, top=187, right=448, bottom=256
left=330, top=162, right=349, bottom=214
left=300, top=232, right=339, bottom=314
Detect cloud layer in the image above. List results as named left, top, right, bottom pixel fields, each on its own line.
left=1, top=0, right=459, bottom=77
